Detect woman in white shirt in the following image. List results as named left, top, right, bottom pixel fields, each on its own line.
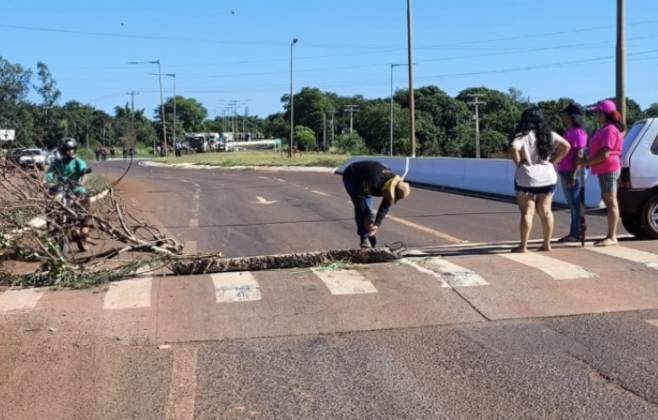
left=509, top=107, right=571, bottom=253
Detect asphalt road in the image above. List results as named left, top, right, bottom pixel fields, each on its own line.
left=2, top=160, right=656, bottom=420
left=98, top=161, right=617, bottom=256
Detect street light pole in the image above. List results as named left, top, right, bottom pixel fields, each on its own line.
left=406, top=0, right=416, bottom=157
left=289, top=38, right=298, bottom=158
left=129, top=60, right=166, bottom=156
left=616, top=0, right=626, bottom=127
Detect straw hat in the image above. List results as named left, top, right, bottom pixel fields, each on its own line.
left=383, top=175, right=411, bottom=204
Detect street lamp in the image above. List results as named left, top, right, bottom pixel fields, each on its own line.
left=289, top=38, right=298, bottom=158
left=406, top=0, right=416, bottom=157
left=390, top=63, right=409, bottom=157
left=128, top=60, right=166, bottom=156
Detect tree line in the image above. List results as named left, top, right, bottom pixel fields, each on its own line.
left=2, top=56, right=657, bottom=156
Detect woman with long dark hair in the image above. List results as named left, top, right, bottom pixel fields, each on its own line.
left=509, top=107, right=571, bottom=253
left=578, top=100, right=625, bottom=246
left=557, top=103, right=589, bottom=242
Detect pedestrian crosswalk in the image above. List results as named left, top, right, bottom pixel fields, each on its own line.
left=211, top=272, right=262, bottom=303
left=103, top=277, right=153, bottom=310
left=499, top=252, right=597, bottom=280
left=587, top=246, right=658, bottom=270
left=400, top=257, right=488, bottom=287
left=313, top=269, right=378, bottom=295
left=1, top=244, right=657, bottom=315
left=0, top=288, right=45, bottom=312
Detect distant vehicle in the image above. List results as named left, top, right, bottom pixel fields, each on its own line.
left=185, top=132, right=222, bottom=153
left=186, top=133, right=209, bottom=152
left=619, top=118, right=658, bottom=238
left=6, top=148, right=24, bottom=164
left=17, top=148, right=47, bottom=169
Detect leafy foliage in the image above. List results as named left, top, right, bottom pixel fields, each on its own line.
left=294, top=125, right=317, bottom=151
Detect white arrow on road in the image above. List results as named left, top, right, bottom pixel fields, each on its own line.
left=251, top=196, right=278, bottom=205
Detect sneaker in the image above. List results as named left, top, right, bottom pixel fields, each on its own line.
left=360, top=238, right=372, bottom=249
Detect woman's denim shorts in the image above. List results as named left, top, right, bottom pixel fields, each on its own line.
left=597, top=170, right=621, bottom=194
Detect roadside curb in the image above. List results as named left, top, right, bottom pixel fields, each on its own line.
left=139, top=160, right=338, bottom=174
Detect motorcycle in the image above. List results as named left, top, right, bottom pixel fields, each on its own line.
left=47, top=168, right=93, bottom=257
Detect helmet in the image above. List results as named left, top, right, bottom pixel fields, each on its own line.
left=60, top=138, right=77, bottom=154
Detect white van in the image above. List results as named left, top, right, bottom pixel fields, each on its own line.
left=619, top=118, right=658, bottom=238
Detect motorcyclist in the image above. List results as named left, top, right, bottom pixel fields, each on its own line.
left=46, top=138, right=91, bottom=251
left=46, top=138, right=88, bottom=194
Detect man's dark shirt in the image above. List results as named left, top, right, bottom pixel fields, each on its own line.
left=343, top=160, right=396, bottom=226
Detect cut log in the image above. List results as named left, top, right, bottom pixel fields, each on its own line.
left=170, top=248, right=399, bottom=275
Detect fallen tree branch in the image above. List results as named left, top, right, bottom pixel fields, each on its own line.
left=170, top=248, right=399, bottom=275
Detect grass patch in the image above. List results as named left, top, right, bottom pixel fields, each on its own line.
left=155, top=151, right=351, bottom=168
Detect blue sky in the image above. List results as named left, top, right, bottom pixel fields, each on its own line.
left=2, top=0, right=657, bottom=119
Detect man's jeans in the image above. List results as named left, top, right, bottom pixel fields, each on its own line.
left=559, top=170, right=584, bottom=238
left=342, top=174, right=374, bottom=239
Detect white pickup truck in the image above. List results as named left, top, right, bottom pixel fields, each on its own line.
left=619, top=118, right=658, bottom=238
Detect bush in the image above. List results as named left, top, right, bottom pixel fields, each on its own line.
left=333, top=132, right=367, bottom=154
left=294, top=126, right=317, bottom=151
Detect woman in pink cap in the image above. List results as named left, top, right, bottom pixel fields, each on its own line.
left=579, top=99, right=625, bottom=246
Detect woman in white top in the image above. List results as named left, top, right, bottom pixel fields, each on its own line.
left=509, top=107, right=571, bottom=253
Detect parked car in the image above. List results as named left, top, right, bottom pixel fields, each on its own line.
left=17, top=148, right=47, bottom=170
left=619, top=118, right=658, bottom=238
left=6, top=148, right=24, bottom=165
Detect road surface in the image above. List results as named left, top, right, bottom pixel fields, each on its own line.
left=1, top=160, right=657, bottom=419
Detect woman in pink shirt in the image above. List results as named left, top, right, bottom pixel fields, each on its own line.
left=579, top=100, right=625, bottom=247
left=557, top=103, right=588, bottom=242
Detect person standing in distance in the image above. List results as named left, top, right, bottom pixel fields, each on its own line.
left=342, top=160, right=411, bottom=249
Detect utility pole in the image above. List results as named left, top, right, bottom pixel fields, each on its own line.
left=329, top=111, right=336, bottom=147
left=616, top=0, right=626, bottom=127
left=164, top=74, right=177, bottom=149
left=467, top=94, right=487, bottom=159
left=127, top=91, right=139, bottom=149
left=406, top=0, right=416, bottom=157
left=344, top=105, right=360, bottom=134
left=322, top=112, right=327, bottom=151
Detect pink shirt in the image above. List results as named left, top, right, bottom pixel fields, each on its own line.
left=589, top=124, right=624, bottom=175
left=557, top=128, right=588, bottom=172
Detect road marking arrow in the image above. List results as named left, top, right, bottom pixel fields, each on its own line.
left=252, top=196, right=278, bottom=205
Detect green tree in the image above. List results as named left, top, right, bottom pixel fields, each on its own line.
left=263, top=113, right=288, bottom=139
left=0, top=57, right=33, bottom=145
left=333, top=132, right=366, bottom=154
left=156, top=96, right=208, bottom=135
left=646, top=103, right=658, bottom=118
left=294, top=125, right=316, bottom=151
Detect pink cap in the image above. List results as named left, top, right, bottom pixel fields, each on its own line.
left=590, top=99, right=617, bottom=114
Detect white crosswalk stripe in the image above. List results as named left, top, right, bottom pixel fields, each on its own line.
left=211, top=272, right=262, bottom=303
left=0, top=288, right=45, bottom=313
left=587, top=245, right=658, bottom=270
left=313, top=269, right=378, bottom=295
left=499, top=252, right=597, bottom=280
left=103, top=277, right=153, bottom=310
left=402, top=257, right=488, bottom=287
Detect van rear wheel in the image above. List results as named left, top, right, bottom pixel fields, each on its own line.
left=621, top=213, right=648, bottom=238
left=639, top=194, right=658, bottom=239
